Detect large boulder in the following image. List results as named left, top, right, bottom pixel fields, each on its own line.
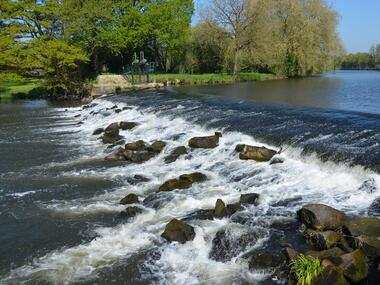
left=188, top=132, right=222, bottom=149
left=164, top=146, right=188, bottom=163
left=235, top=144, right=277, bottom=161
left=158, top=172, right=207, bottom=192
left=120, top=193, right=139, bottom=205
left=344, top=217, right=380, bottom=259
left=297, top=204, right=346, bottom=231
left=161, top=219, right=195, bottom=243
left=311, top=266, right=349, bottom=285
left=125, top=140, right=147, bottom=151
left=338, top=249, right=368, bottom=283
left=305, top=229, right=341, bottom=250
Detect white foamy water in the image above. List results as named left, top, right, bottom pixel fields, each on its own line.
left=4, top=97, right=380, bottom=284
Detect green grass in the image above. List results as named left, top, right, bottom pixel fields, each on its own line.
left=290, top=254, right=322, bottom=285
left=151, top=72, right=274, bottom=85
left=0, top=80, right=42, bottom=99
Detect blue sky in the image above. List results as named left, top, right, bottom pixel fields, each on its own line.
left=193, top=0, right=380, bottom=53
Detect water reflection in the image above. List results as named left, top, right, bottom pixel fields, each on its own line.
left=174, top=71, right=380, bottom=115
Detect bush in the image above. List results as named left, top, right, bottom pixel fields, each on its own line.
left=290, top=254, right=322, bottom=285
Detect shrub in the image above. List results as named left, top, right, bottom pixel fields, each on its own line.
left=290, top=254, right=322, bottom=285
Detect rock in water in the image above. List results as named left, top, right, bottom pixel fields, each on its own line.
left=297, top=204, right=346, bottom=230
left=188, top=132, right=222, bottom=149
left=305, top=230, right=341, bottom=250
left=236, top=144, right=277, bottom=161
left=240, top=193, right=259, bottom=205
left=120, top=193, right=139, bottom=205
left=249, top=252, right=285, bottom=270
left=119, top=121, right=138, bottom=130
left=368, top=197, right=380, bottom=216
left=158, top=172, right=207, bottom=192
left=214, top=199, right=227, bottom=218
left=344, top=217, right=380, bottom=259
left=161, top=219, right=195, bottom=243
left=311, top=266, right=349, bottom=285
left=147, top=141, right=166, bottom=153
left=92, top=128, right=104, bottom=135
left=164, top=146, right=188, bottom=163
left=339, top=249, right=368, bottom=283
left=125, top=140, right=147, bottom=151
left=104, top=147, right=126, bottom=161
left=119, top=206, right=143, bottom=219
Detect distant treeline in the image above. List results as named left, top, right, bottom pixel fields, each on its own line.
left=0, top=0, right=344, bottom=97
left=340, top=44, right=380, bottom=70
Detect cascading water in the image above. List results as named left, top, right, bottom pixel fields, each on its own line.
left=1, top=81, right=379, bottom=284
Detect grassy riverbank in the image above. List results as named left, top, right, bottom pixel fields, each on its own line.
left=151, top=72, right=275, bottom=85
left=0, top=80, right=43, bottom=100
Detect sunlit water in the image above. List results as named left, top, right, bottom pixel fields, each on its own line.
left=0, top=71, right=379, bottom=284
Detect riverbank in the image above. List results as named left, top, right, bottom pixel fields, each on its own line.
left=0, top=80, right=45, bottom=100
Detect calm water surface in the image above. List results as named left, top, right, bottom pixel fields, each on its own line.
left=0, top=71, right=379, bottom=284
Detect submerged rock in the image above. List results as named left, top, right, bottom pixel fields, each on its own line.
left=119, top=206, right=143, bottom=219
left=235, top=144, right=277, bottom=162
left=339, top=249, right=368, bottom=283
left=158, top=172, right=207, bottom=192
left=164, top=146, right=188, bottom=163
left=297, top=204, right=346, bottom=231
left=120, top=193, right=139, bottom=205
left=188, top=132, right=222, bottom=149
left=92, top=128, right=104, bottom=135
left=210, top=228, right=258, bottom=262
left=161, top=219, right=195, bottom=243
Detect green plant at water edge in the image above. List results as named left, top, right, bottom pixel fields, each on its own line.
left=290, top=254, right=322, bottom=285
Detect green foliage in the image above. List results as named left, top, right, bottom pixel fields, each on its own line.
left=290, top=254, right=322, bottom=285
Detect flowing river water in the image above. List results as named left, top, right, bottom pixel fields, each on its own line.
left=0, top=71, right=379, bottom=284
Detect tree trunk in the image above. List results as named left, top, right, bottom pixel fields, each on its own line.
left=233, top=48, right=239, bottom=77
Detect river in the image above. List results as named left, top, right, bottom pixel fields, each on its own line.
left=0, top=71, right=379, bottom=284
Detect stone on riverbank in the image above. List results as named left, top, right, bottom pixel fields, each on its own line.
left=120, top=193, right=139, bottom=205
left=297, top=204, right=346, bottom=230
left=235, top=144, right=277, bottom=161
left=188, top=132, right=222, bottom=149
left=161, top=219, right=195, bottom=243
left=339, top=249, right=368, bottom=283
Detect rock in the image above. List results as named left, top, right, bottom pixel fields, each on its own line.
left=344, top=217, right=380, bottom=259
left=119, top=206, right=142, bottom=219
left=236, top=144, right=277, bottom=161
left=164, top=146, right=188, bottom=163
left=110, top=105, right=118, bottom=110
left=306, top=247, right=345, bottom=264
left=132, top=175, right=150, bottom=182
left=240, top=193, right=259, bottom=205
left=120, top=193, right=139, bottom=205
left=209, top=228, right=258, bottom=262
left=188, top=132, right=222, bottom=149
left=105, top=122, right=120, bottom=132
left=338, top=249, right=368, bottom=283
left=161, top=219, right=195, bottom=243
left=92, top=128, right=104, bottom=135
left=123, top=150, right=156, bottom=163
left=214, top=199, right=227, bottom=218
left=125, top=140, right=147, bottom=151
left=119, top=121, right=138, bottom=130
left=311, top=266, right=349, bottom=285
left=368, top=197, right=380, bottom=216
left=183, top=209, right=214, bottom=221
left=305, top=230, right=341, bottom=250
left=249, top=252, right=285, bottom=270
left=358, top=178, right=377, bottom=194
left=158, top=172, right=207, bottom=192
left=104, top=147, right=126, bottom=161
left=115, top=108, right=122, bottom=113
left=226, top=202, right=241, bottom=216
left=147, top=141, right=166, bottom=153
left=297, top=204, right=346, bottom=230
left=283, top=247, right=300, bottom=262
left=102, top=124, right=123, bottom=144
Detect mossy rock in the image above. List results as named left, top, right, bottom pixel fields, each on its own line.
left=339, top=249, right=368, bottom=283
left=147, top=141, right=166, bottom=153
left=311, top=266, right=349, bottom=285
left=161, top=219, right=195, bottom=243
left=305, top=230, right=341, bottom=250
left=344, top=217, right=380, bottom=237
left=158, top=172, right=207, bottom=192
left=306, top=247, right=345, bottom=264
left=120, top=193, right=139, bottom=205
